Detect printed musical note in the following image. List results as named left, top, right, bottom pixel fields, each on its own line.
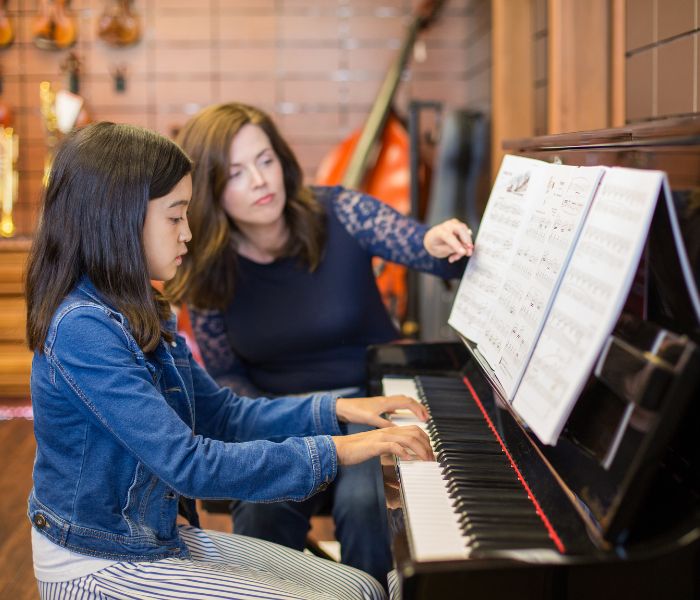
left=489, top=163, right=604, bottom=398
left=449, top=155, right=545, bottom=344
left=513, top=168, right=665, bottom=445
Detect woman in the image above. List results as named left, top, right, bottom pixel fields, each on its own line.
left=26, top=121, right=433, bottom=599
left=167, top=103, right=473, bottom=586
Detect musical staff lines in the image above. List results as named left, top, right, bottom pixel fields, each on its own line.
left=449, top=157, right=668, bottom=448
left=449, top=155, right=543, bottom=344
left=513, top=168, right=665, bottom=445
left=483, top=162, right=604, bottom=398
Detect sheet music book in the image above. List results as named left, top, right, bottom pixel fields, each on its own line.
left=448, top=154, right=546, bottom=344
left=479, top=163, right=605, bottom=394
left=449, top=156, right=669, bottom=446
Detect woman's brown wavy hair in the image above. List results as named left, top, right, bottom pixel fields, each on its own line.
left=166, top=103, right=326, bottom=310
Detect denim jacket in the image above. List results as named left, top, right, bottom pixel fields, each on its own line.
left=28, top=278, right=340, bottom=561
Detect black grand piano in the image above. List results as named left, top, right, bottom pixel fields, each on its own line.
left=369, top=117, right=700, bottom=599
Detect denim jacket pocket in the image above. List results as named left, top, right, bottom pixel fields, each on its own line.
left=123, top=463, right=181, bottom=543
left=29, top=490, right=186, bottom=561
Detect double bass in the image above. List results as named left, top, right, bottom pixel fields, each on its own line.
left=316, top=0, right=446, bottom=326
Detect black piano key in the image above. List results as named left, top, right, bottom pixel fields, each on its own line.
left=443, top=472, right=520, bottom=486
left=448, top=481, right=522, bottom=492
left=460, top=516, right=543, bottom=531
left=449, top=486, right=528, bottom=501
left=453, top=503, right=539, bottom=518
left=451, top=491, right=533, bottom=506
left=457, top=508, right=539, bottom=523
left=439, top=455, right=512, bottom=467
left=462, top=521, right=550, bottom=537
left=433, top=438, right=502, bottom=449
left=469, top=536, right=553, bottom=550
left=429, top=423, right=489, bottom=434
left=439, top=459, right=513, bottom=473
left=437, top=447, right=507, bottom=460
left=406, top=374, right=564, bottom=559
left=435, top=447, right=504, bottom=459
left=463, top=524, right=551, bottom=540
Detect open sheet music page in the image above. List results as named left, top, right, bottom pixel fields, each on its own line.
left=448, top=154, right=545, bottom=345
left=512, top=168, right=665, bottom=445
left=480, top=165, right=606, bottom=398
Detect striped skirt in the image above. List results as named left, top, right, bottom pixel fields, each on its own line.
left=38, top=525, right=400, bottom=600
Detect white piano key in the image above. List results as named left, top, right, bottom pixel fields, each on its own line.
left=383, top=377, right=469, bottom=562
left=399, top=461, right=469, bottom=561
left=382, top=376, right=420, bottom=399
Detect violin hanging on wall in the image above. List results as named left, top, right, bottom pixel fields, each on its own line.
left=33, top=0, right=77, bottom=51
left=98, top=0, right=141, bottom=47
left=316, top=0, right=446, bottom=324
left=0, top=0, right=14, bottom=49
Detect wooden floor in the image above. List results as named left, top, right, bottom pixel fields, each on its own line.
left=0, top=418, right=37, bottom=599
left=0, top=415, right=335, bottom=599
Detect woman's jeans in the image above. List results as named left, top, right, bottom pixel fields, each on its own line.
left=231, top=423, right=393, bottom=589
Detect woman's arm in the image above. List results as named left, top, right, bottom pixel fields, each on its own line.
left=189, top=306, right=264, bottom=397
left=332, top=187, right=471, bottom=278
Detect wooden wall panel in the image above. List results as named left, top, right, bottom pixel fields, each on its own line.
left=548, top=0, right=610, bottom=134
left=491, top=0, right=534, bottom=178
left=657, top=35, right=695, bottom=117
left=625, top=0, right=699, bottom=123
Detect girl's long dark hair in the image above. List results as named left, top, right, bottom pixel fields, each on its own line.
left=26, top=122, right=192, bottom=353
left=166, top=102, right=326, bottom=310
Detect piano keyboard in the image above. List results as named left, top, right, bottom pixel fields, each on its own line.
left=384, top=375, right=562, bottom=562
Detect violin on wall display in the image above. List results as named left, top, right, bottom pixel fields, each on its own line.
left=0, top=0, right=14, bottom=49
left=316, top=0, right=446, bottom=324
left=98, top=0, right=141, bottom=47
left=33, top=0, right=77, bottom=50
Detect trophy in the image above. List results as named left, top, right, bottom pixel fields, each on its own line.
left=0, top=125, right=17, bottom=238
left=39, top=79, right=85, bottom=184
left=39, top=81, right=58, bottom=185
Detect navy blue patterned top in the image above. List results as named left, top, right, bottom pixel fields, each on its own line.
left=190, top=186, right=466, bottom=396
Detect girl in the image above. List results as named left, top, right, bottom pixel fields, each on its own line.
left=26, top=121, right=432, bottom=599
left=166, top=102, right=473, bottom=587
